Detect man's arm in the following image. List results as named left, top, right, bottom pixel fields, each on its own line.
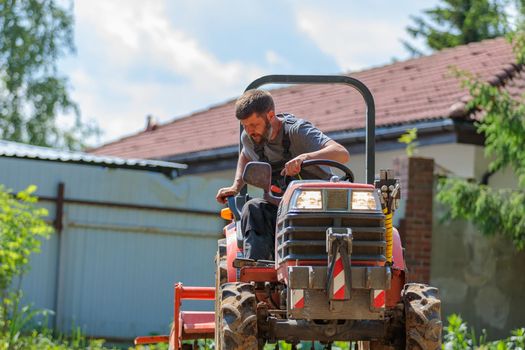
left=216, top=150, right=252, bottom=204
left=281, top=140, right=349, bottom=176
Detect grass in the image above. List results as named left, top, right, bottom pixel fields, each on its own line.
left=1, top=314, right=524, bottom=349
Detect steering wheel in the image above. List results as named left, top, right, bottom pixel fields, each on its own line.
left=300, top=159, right=355, bottom=182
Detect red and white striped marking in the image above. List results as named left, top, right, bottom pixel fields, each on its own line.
left=373, top=290, right=386, bottom=309
left=332, top=252, right=346, bottom=299
left=291, top=289, right=305, bottom=309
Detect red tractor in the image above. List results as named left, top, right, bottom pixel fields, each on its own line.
left=135, top=75, right=442, bottom=350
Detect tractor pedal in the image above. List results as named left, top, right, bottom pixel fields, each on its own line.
left=233, top=258, right=256, bottom=268
left=233, top=258, right=275, bottom=268
left=256, top=260, right=275, bottom=267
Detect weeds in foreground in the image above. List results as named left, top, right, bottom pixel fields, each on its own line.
left=443, top=314, right=525, bottom=350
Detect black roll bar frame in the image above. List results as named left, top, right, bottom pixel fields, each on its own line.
left=241, top=74, right=376, bottom=187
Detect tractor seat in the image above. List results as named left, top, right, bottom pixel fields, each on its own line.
left=227, top=194, right=251, bottom=220
left=227, top=194, right=251, bottom=249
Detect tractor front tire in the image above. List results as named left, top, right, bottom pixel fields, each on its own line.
left=402, top=283, right=442, bottom=350
left=219, top=282, right=258, bottom=350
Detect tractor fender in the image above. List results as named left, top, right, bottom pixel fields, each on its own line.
left=391, top=227, right=405, bottom=271
left=224, top=222, right=241, bottom=282
left=386, top=227, right=407, bottom=307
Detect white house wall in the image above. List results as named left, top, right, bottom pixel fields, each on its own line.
left=204, top=143, right=481, bottom=184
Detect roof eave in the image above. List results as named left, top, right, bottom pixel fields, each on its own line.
left=164, top=118, right=457, bottom=163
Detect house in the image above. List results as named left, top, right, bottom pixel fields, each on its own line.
left=91, top=37, right=525, bottom=338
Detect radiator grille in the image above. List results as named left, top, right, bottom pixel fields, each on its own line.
left=276, top=212, right=386, bottom=264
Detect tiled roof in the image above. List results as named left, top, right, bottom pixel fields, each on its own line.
left=90, top=37, right=518, bottom=159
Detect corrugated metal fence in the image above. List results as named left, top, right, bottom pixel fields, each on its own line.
left=0, top=156, right=229, bottom=340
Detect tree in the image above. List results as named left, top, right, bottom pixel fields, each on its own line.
left=403, top=0, right=511, bottom=56
left=437, top=33, right=525, bottom=249
left=0, top=0, right=98, bottom=150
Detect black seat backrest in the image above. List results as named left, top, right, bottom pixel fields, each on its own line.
left=226, top=194, right=251, bottom=249
left=227, top=194, right=251, bottom=221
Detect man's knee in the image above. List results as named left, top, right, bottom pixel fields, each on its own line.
left=241, top=198, right=266, bottom=217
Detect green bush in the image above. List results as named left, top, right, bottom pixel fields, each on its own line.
left=443, top=314, right=525, bottom=350
left=0, top=184, right=125, bottom=349
left=0, top=185, right=54, bottom=347
left=0, top=330, right=109, bottom=350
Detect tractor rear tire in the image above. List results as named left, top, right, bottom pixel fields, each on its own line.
left=214, top=239, right=228, bottom=350
left=219, top=282, right=258, bottom=350
left=402, top=283, right=442, bottom=350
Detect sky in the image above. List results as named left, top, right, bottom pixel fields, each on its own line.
left=59, top=0, right=439, bottom=146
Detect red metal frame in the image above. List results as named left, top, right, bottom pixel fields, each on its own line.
left=391, top=228, right=405, bottom=270
left=134, top=283, right=215, bottom=349
left=134, top=335, right=170, bottom=345
left=386, top=228, right=406, bottom=307
left=240, top=266, right=278, bottom=282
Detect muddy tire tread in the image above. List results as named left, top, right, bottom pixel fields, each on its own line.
left=403, top=283, right=442, bottom=350
left=220, top=282, right=258, bottom=350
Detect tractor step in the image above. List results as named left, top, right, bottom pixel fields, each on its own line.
left=180, top=311, right=215, bottom=334
left=233, top=257, right=275, bottom=268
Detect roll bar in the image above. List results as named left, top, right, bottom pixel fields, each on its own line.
left=241, top=74, right=376, bottom=185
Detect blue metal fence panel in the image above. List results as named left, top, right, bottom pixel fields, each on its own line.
left=0, top=156, right=231, bottom=339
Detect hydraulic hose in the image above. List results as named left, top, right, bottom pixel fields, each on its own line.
left=383, top=207, right=393, bottom=264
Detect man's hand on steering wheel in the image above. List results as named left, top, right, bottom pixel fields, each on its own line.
left=280, top=154, right=307, bottom=176
left=281, top=158, right=355, bottom=183
left=279, top=156, right=354, bottom=183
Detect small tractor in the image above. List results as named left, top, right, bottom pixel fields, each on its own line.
left=135, top=75, right=442, bottom=350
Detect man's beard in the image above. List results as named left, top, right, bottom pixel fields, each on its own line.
left=249, top=118, right=273, bottom=145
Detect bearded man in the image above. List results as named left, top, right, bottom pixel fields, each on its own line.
left=216, top=89, right=349, bottom=260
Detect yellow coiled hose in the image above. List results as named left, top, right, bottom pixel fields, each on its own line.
left=383, top=207, right=393, bottom=264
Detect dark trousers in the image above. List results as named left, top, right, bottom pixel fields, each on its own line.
left=240, top=198, right=278, bottom=260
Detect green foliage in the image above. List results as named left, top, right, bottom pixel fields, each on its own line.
left=438, top=180, right=525, bottom=249
left=0, top=185, right=52, bottom=292
left=508, top=30, right=525, bottom=64
left=398, top=128, right=419, bottom=157
left=444, top=314, right=487, bottom=349
left=443, top=314, right=525, bottom=350
left=0, top=185, right=124, bottom=350
left=458, top=70, right=525, bottom=187
left=0, top=329, right=111, bottom=350
left=403, top=0, right=511, bottom=56
left=437, top=33, right=525, bottom=249
left=0, top=0, right=100, bottom=150
left=0, top=184, right=53, bottom=347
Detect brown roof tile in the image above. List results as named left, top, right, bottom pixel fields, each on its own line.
left=90, top=37, right=518, bottom=159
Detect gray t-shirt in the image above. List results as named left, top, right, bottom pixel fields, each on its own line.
left=241, top=114, right=332, bottom=179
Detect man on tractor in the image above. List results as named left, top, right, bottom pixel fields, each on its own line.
left=135, top=76, right=442, bottom=350
left=216, top=89, right=349, bottom=261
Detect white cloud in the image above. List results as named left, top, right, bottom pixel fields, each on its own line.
left=293, top=5, right=413, bottom=72
left=62, top=0, right=436, bottom=146
left=67, top=0, right=265, bottom=144
left=265, top=50, right=287, bottom=66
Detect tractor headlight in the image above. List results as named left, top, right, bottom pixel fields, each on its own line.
left=351, top=191, right=377, bottom=210
left=292, top=190, right=323, bottom=210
